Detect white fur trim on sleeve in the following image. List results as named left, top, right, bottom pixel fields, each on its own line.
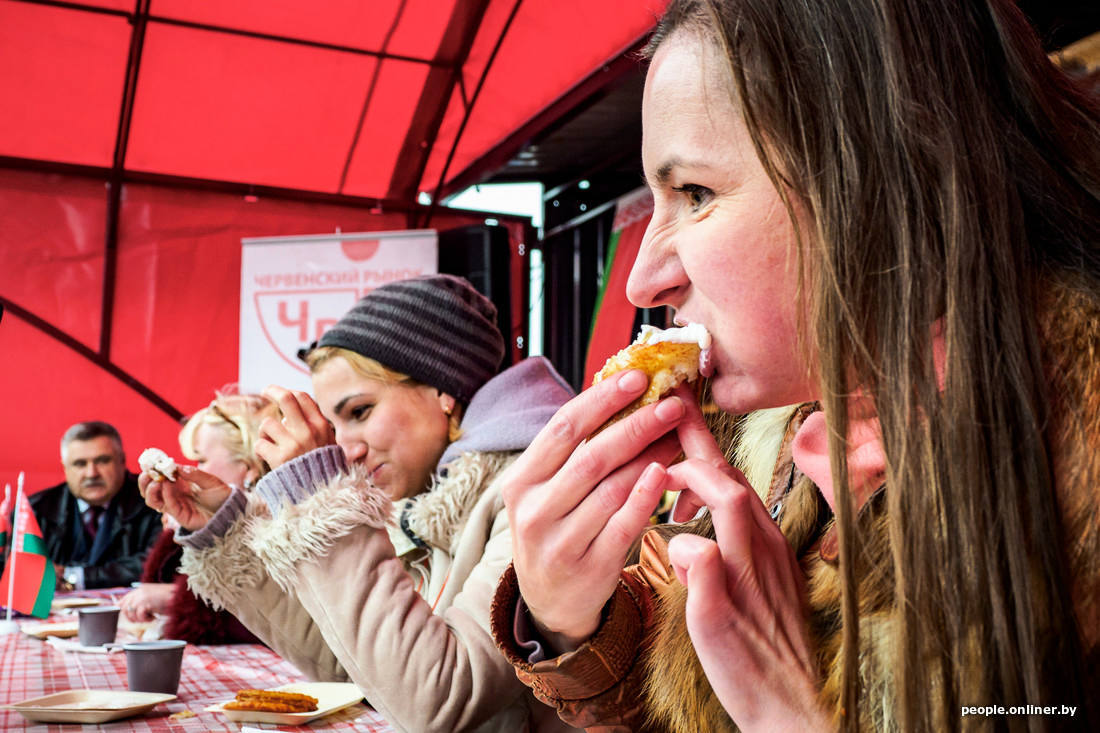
left=179, top=494, right=269, bottom=611
left=246, top=463, right=392, bottom=592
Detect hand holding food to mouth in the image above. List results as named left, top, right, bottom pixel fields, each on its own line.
left=502, top=324, right=709, bottom=653
left=255, top=385, right=336, bottom=469
left=140, top=459, right=232, bottom=531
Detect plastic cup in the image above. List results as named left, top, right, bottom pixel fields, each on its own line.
left=77, top=606, right=120, bottom=646
left=123, top=640, right=186, bottom=694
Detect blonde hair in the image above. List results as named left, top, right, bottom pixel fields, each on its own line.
left=179, top=392, right=280, bottom=477
left=305, top=346, right=463, bottom=441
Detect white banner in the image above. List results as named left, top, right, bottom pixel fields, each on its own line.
left=239, top=230, right=438, bottom=393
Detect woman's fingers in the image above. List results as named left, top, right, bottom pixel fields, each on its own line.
left=158, top=484, right=188, bottom=523
left=664, top=459, right=803, bottom=623
left=673, top=385, right=736, bottom=474
left=665, top=460, right=760, bottom=564
left=257, top=412, right=290, bottom=443
left=513, top=394, right=686, bottom=527
left=528, top=432, right=681, bottom=570
left=507, top=370, right=649, bottom=488
left=256, top=386, right=333, bottom=469
left=587, top=460, right=671, bottom=560
left=178, top=465, right=226, bottom=491
left=576, top=431, right=682, bottom=543
left=137, top=472, right=152, bottom=498
left=263, top=385, right=332, bottom=441
left=142, top=477, right=166, bottom=511
left=554, top=395, right=686, bottom=515
left=503, top=376, right=695, bottom=652
left=669, top=391, right=749, bottom=522
left=671, top=489, right=707, bottom=523
left=176, top=466, right=231, bottom=513
left=667, top=533, right=733, bottom=614
left=669, top=531, right=825, bottom=730
left=666, top=459, right=813, bottom=670
left=263, top=384, right=306, bottom=424
left=667, top=459, right=777, bottom=547
left=255, top=414, right=303, bottom=469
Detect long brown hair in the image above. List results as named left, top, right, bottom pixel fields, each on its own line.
left=650, top=1, right=1100, bottom=730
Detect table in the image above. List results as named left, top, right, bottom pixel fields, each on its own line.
left=0, top=591, right=394, bottom=732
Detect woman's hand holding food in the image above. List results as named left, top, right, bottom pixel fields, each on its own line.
left=255, top=385, right=335, bottom=469
left=657, top=394, right=828, bottom=732
left=140, top=466, right=231, bottom=531
left=119, top=583, right=174, bottom=622
left=502, top=369, right=686, bottom=654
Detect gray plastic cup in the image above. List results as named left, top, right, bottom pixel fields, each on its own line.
left=77, top=606, right=120, bottom=646
left=123, top=640, right=187, bottom=694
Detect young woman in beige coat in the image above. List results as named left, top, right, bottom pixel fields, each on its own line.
left=143, top=275, right=578, bottom=732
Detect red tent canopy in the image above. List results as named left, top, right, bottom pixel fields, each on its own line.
left=0, top=0, right=668, bottom=492
left=2, top=0, right=666, bottom=201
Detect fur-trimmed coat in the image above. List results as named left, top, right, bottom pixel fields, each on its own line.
left=492, top=280, right=1100, bottom=731
left=177, top=357, right=580, bottom=733
left=139, top=529, right=259, bottom=645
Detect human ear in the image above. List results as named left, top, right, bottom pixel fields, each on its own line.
left=437, top=392, right=456, bottom=417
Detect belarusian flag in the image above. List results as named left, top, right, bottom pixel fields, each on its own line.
left=0, top=491, right=55, bottom=618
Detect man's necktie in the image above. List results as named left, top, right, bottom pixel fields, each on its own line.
left=83, top=505, right=104, bottom=541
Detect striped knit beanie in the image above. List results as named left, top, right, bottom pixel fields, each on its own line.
left=318, top=274, right=505, bottom=405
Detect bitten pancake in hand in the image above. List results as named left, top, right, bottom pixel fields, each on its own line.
left=591, top=324, right=711, bottom=435
left=223, top=689, right=319, bottom=713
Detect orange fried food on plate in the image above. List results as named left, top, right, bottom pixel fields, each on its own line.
left=591, top=324, right=711, bottom=435
left=223, top=689, right=319, bottom=713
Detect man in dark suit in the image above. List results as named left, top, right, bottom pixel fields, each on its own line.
left=27, top=421, right=163, bottom=590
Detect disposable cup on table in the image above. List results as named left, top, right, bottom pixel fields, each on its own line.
left=76, top=606, right=120, bottom=646
left=123, top=640, right=187, bottom=694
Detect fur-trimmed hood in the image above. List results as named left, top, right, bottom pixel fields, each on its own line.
left=438, top=356, right=574, bottom=467
left=400, top=356, right=573, bottom=554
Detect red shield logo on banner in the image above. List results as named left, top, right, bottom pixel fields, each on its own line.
left=254, top=289, right=360, bottom=374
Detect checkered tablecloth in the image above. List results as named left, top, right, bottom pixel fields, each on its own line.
left=0, top=591, right=394, bottom=732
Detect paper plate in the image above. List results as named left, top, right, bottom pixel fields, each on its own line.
left=4, top=689, right=176, bottom=724
left=20, top=620, right=79, bottom=639
left=51, top=597, right=102, bottom=610
left=206, top=682, right=364, bottom=724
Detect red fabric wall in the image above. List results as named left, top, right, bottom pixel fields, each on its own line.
left=0, top=169, right=524, bottom=495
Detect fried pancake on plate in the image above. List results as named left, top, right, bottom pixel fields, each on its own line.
left=223, top=689, right=318, bottom=713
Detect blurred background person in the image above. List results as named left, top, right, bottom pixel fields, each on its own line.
left=120, top=391, right=276, bottom=644
left=22, top=421, right=162, bottom=590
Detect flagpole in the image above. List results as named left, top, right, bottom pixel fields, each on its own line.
left=0, top=473, right=23, bottom=633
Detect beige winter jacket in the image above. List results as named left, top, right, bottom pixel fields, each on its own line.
left=180, top=452, right=574, bottom=733
left=177, top=357, right=580, bottom=733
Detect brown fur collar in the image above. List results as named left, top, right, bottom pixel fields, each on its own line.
left=641, top=278, right=1100, bottom=732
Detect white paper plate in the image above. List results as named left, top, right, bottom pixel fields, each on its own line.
left=51, top=597, right=102, bottom=610
left=206, top=682, right=364, bottom=724
left=4, top=689, right=176, bottom=723
left=20, top=620, right=79, bottom=639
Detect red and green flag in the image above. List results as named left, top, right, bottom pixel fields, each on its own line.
left=0, top=491, right=55, bottom=618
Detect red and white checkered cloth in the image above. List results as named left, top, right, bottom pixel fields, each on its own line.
left=1, top=591, right=394, bottom=732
